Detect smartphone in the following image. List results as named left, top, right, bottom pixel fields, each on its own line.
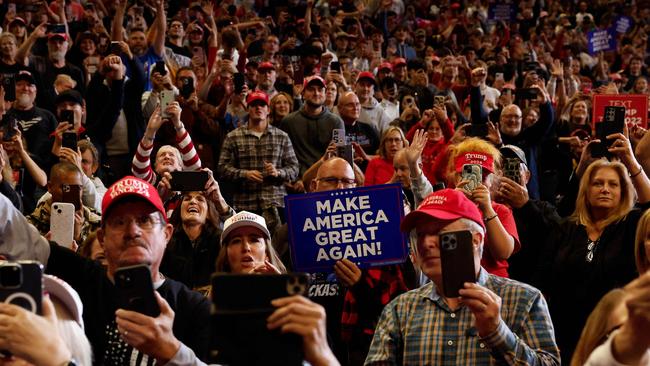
left=2, top=74, right=16, bottom=102
left=461, top=164, right=482, bottom=191
left=114, top=264, right=161, bottom=317
left=153, top=60, right=167, bottom=76
left=439, top=230, right=476, bottom=298
left=61, top=131, right=78, bottom=152
left=110, top=41, right=122, bottom=55
left=503, top=158, right=521, bottom=184
left=180, top=77, right=194, bottom=99
left=432, top=182, right=446, bottom=192
left=159, top=90, right=174, bottom=118
left=330, top=61, right=341, bottom=73
left=59, top=109, right=74, bottom=124
left=332, top=128, right=346, bottom=146
left=468, top=122, right=488, bottom=138
left=0, top=261, right=43, bottom=314
left=1, top=114, right=17, bottom=142
left=50, top=202, right=75, bottom=248
left=86, top=56, right=100, bottom=65
left=233, top=72, right=245, bottom=94
left=7, top=3, right=16, bottom=13
left=403, top=96, right=416, bottom=109
left=46, top=23, right=66, bottom=34
left=336, top=144, right=355, bottom=168
left=593, top=106, right=625, bottom=158
left=62, top=183, right=81, bottom=211
left=169, top=171, right=210, bottom=191
left=434, top=95, right=446, bottom=108
left=210, top=273, right=308, bottom=366
left=516, top=88, right=538, bottom=100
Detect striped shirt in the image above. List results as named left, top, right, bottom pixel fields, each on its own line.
left=217, top=124, right=299, bottom=211
left=131, top=130, right=201, bottom=184
left=365, top=269, right=560, bottom=366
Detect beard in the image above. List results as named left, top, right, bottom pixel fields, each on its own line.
left=15, top=93, right=33, bottom=108
left=49, top=49, right=66, bottom=61
left=305, top=98, right=323, bottom=109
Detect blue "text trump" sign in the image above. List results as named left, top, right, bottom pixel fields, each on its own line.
left=285, top=184, right=408, bottom=272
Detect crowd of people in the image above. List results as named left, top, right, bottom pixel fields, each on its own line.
left=1, top=0, right=650, bottom=364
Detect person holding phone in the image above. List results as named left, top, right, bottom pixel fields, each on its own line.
left=0, top=176, right=213, bottom=365
left=532, top=131, right=650, bottom=362
left=27, top=161, right=101, bottom=246
left=160, top=170, right=235, bottom=294
left=365, top=189, right=560, bottom=365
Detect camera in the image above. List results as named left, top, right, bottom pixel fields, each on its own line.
left=0, top=261, right=43, bottom=314
left=441, top=233, right=458, bottom=250
left=286, top=275, right=308, bottom=295
left=0, top=263, right=21, bottom=288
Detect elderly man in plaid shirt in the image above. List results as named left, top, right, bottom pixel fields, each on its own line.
left=365, top=189, right=560, bottom=366
left=217, top=91, right=299, bottom=233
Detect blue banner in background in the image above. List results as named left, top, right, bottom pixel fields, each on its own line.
left=615, top=16, right=634, bottom=34
left=587, top=28, right=617, bottom=54
left=487, top=2, right=516, bottom=22
left=285, top=184, right=408, bottom=273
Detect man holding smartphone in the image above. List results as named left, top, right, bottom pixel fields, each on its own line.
left=0, top=176, right=212, bottom=365
left=365, top=189, right=560, bottom=365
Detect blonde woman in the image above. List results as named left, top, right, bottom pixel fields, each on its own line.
left=537, top=131, right=650, bottom=362
left=571, top=289, right=629, bottom=366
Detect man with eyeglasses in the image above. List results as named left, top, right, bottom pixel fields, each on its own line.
left=365, top=189, right=560, bottom=365
left=469, top=67, right=554, bottom=201
left=337, top=91, right=380, bottom=171
left=27, top=161, right=101, bottom=246
left=2, top=175, right=211, bottom=365
left=308, top=157, right=412, bottom=365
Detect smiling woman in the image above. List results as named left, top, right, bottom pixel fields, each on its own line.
left=159, top=191, right=225, bottom=295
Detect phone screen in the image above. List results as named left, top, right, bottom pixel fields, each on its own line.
left=1, top=115, right=17, bottom=142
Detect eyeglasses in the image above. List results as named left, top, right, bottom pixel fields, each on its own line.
left=317, top=177, right=356, bottom=187
left=105, top=214, right=162, bottom=232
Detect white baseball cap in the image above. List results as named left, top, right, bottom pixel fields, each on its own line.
left=44, top=275, right=84, bottom=329
left=221, top=211, right=271, bottom=243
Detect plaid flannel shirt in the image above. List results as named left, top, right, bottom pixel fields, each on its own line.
left=217, top=124, right=299, bottom=211
left=341, top=266, right=409, bottom=341
left=365, top=268, right=560, bottom=366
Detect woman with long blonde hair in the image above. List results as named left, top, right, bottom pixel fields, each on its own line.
left=536, top=131, right=650, bottom=362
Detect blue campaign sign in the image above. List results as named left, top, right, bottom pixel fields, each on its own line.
left=487, top=2, right=515, bottom=22
left=284, top=184, right=408, bottom=272
left=615, top=16, right=634, bottom=34
left=588, top=28, right=617, bottom=54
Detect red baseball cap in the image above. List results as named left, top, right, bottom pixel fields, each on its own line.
left=303, top=75, right=326, bottom=89
left=454, top=151, right=495, bottom=174
left=246, top=90, right=269, bottom=106
left=393, top=57, right=407, bottom=67
left=401, top=189, right=485, bottom=232
left=102, top=176, right=167, bottom=223
left=258, top=61, right=276, bottom=71
left=48, top=33, right=69, bottom=41
left=357, top=71, right=376, bottom=85
left=379, top=62, right=393, bottom=71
